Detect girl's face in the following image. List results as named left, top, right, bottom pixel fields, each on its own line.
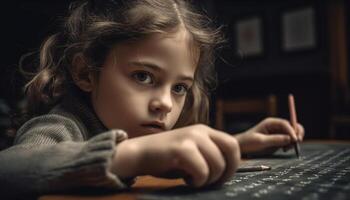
left=90, top=28, right=198, bottom=138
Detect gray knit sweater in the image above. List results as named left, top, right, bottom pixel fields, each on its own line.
left=0, top=94, right=133, bottom=199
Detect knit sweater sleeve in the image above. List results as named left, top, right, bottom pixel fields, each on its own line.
left=0, top=114, right=132, bottom=198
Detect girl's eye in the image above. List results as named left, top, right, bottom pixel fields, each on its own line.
left=132, top=71, right=154, bottom=85
left=172, top=84, right=189, bottom=95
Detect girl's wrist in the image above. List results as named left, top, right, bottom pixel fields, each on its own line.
left=111, top=140, right=140, bottom=179
left=232, top=132, right=249, bottom=154
left=233, top=132, right=245, bottom=143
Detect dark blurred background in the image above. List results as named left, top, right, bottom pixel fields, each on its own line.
left=0, top=0, right=349, bottom=143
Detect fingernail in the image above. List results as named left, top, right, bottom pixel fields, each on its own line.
left=293, top=135, right=298, bottom=142
left=115, top=129, right=128, bottom=142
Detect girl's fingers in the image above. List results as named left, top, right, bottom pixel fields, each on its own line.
left=264, top=118, right=298, bottom=142
left=175, top=140, right=209, bottom=188
left=208, top=131, right=241, bottom=185
left=197, top=136, right=226, bottom=185
left=262, top=134, right=292, bottom=148
left=296, top=123, right=305, bottom=141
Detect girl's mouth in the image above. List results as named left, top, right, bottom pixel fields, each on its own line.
left=141, top=122, right=166, bottom=132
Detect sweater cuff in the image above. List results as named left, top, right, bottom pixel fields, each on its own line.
left=86, top=129, right=135, bottom=189
left=105, top=129, right=136, bottom=188
left=43, top=129, right=134, bottom=192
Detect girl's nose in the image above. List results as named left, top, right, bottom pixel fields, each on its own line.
left=149, top=90, right=172, bottom=115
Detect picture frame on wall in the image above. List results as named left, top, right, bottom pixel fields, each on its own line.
left=281, top=7, right=316, bottom=52
left=234, top=15, right=264, bottom=59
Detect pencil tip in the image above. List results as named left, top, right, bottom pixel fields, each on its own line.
left=261, top=165, right=271, bottom=170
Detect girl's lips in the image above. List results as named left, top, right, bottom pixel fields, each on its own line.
left=141, top=122, right=166, bottom=131
left=140, top=124, right=165, bottom=134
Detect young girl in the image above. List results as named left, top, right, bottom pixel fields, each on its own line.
left=0, top=0, right=304, bottom=198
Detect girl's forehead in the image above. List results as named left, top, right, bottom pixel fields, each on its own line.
left=110, top=28, right=199, bottom=66
left=122, top=27, right=196, bottom=48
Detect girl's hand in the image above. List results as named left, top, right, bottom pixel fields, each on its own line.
left=235, top=117, right=304, bottom=154
left=111, top=124, right=241, bottom=188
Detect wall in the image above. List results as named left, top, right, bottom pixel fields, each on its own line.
left=207, top=0, right=334, bottom=139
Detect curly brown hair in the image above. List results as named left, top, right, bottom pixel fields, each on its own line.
left=21, top=0, right=224, bottom=128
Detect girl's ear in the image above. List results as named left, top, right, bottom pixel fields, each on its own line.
left=71, top=54, right=95, bottom=92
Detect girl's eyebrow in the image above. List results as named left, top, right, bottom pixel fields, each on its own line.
left=129, top=61, right=194, bottom=82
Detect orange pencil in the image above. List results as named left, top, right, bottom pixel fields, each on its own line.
left=288, top=94, right=301, bottom=158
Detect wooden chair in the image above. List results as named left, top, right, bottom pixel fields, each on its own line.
left=328, top=1, right=350, bottom=139
left=215, top=95, right=278, bottom=132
